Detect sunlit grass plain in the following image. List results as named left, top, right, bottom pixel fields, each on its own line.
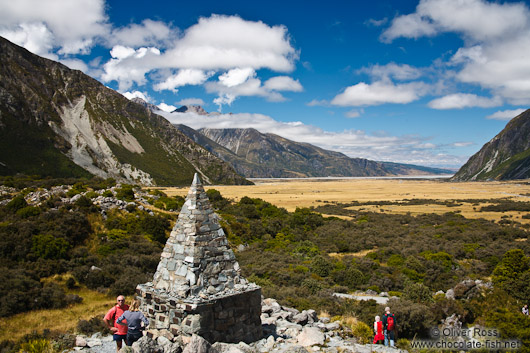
left=160, top=178, right=530, bottom=224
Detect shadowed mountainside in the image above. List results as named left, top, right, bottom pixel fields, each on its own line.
left=0, top=36, right=250, bottom=186
left=452, top=109, right=530, bottom=181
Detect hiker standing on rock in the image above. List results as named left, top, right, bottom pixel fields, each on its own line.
left=373, top=315, right=384, bottom=344
left=103, top=295, right=129, bottom=352
left=117, top=299, right=149, bottom=346
left=382, top=306, right=396, bottom=348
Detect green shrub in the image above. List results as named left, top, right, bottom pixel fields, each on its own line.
left=5, top=195, right=27, bottom=213
left=18, top=339, right=52, bottom=353
left=31, top=234, right=70, bottom=260
left=16, top=206, right=41, bottom=218
left=350, top=320, right=373, bottom=344
left=115, top=184, right=135, bottom=202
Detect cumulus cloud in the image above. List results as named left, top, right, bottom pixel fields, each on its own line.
left=331, top=80, right=429, bottom=107
left=381, top=0, right=530, bottom=105
left=486, top=109, right=526, bottom=120
left=157, top=110, right=466, bottom=167
left=102, top=46, right=161, bottom=90
left=382, top=0, right=528, bottom=42
left=108, top=19, right=176, bottom=47
left=121, top=90, right=151, bottom=101
left=428, top=93, right=502, bottom=109
left=154, top=69, right=213, bottom=92
left=218, top=68, right=256, bottom=87
left=264, top=76, right=303, bottom=92
left=0, top=0, right=108, bottom=54
left=158, top=103, right=177, bottom=112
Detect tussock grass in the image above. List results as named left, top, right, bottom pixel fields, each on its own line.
left=164, top=179, right=530, bottom=224
left=0, top=282, right=119, bottom=343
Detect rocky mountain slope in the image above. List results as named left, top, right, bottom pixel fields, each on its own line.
left=191, top=127, right=452, bottom=178
left=452, top=109, right=530, bottom=181
left=0, top=36, right=249, bottom=186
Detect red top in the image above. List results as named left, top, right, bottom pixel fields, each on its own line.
left=104, top=304, right=130, bottom=335
left=374, top=321, right=384, bottom=341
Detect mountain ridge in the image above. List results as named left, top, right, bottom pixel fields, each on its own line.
left=451, top=109, right=530, bottom=181
left=174, top=125, right=453, bottom=178
left=0, top=36, right=250, bottom=186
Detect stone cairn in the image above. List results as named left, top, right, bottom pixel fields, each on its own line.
left=136, top=174, right=262, bottom=343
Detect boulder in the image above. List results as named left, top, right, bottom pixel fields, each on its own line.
left=296, top=327, right=324, bottom=347
left=132, top=336, right=164, bottom=353
left=75, top=336, right=87, bottom=347
left=182, top=334, right=219, bottom=353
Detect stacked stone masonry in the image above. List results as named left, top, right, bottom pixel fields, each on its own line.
left=136, top=173, right=262, bottom=343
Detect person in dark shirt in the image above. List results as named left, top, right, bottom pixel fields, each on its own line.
left=382, top=306, right=396, bottom=348
left=117, top=299, right=149, bottom=346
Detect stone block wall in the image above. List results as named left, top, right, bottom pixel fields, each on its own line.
left=136, top=284, right=263, bottom=344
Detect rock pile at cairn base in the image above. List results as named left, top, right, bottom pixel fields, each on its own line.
left=76, top=297, right=408, bottom=353
left=136, top=174, right=262, bottom=343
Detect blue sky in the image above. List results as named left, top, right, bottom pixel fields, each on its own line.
left=1, top=0, right=529, bottom=169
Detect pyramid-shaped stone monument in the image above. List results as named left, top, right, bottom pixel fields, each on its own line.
left=136, top=174, right=262, bottom=343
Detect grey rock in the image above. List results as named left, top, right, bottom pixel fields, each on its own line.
left=182, top=334, right=219, bottom=353
left=132, top=336, right=164, bottom=353
left=296, top=327, right=324, bottom=346
left=75, top=336, right=87, bottom=347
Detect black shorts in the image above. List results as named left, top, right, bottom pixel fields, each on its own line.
left=126, top=332, right=143, bottom=346
left=113, top=334, right=127, bottom=342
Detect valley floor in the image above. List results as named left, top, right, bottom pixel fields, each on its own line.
left=159, top=178, right=530, bottom=225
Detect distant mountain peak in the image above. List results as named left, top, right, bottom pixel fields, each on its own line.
left=173, top=105, right=208, bottom=115
left=131, top=97, right=161, bottom=111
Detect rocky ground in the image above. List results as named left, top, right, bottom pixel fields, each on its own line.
left=75, top=298, right=406, bottom=353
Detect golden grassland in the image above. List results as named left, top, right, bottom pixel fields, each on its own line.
left=158, top=178, right=530, bottom=224
left=0, top=275, right=122, bottom=343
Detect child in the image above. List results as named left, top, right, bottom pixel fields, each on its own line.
left=373, top=315, right=384, bottom=344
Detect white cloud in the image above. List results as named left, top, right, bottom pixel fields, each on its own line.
left=59, top=58, right=89, bottom=72
left=218, top=68, right=256, bottom=87
left=162, top=15, right=297, bottom=72
left=157, top=110, right=466, bottom=167
left=0, top=0, right=108, bottom=54
left=382, top=0, right=528, bottom=43
left=0, top=22, right=56, bottom=58
left=154, top=69, right=213, bottom=92
left=486, top=109, right=526, bottom=120
left=158, top=103, right=177, bottom=112
left=108, top=19, right=176, bottom=47
left=428, top=93, right=501, bottom=109
left=345, top=109, right=364, bottom=118
left=264, top=76, right=303, bottom=92
left=206, top=77, right=285, bottom=109
left=453, top=142, right=473, bottom=147
left=381, top=13, right=437, bottom=42
left=331, top=80, right=428, bottom=107
left=177, top=98, right=206, bottom=106
left=121, top=90, right=151, bottom=101
left=381, top=0, right=530, bottom=105
left=359, top=63, right=422, bottom=81
left=102, top=46, right=161, bottom=90
left=306, top=99, right=328, bottom=107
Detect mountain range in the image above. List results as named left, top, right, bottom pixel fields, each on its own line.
left=0, top=36, right=466, bottom=185
left=0, top=36, right=249, bottom=186
left=451, top=109, right=530, bottom=181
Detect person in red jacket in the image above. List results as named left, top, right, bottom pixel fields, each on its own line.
left=103, top=295, right=130, bottom=352
left=373, top=315, right=384, bottom=344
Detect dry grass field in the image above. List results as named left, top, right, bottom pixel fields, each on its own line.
left=158, top=178, right=530, bottom=225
